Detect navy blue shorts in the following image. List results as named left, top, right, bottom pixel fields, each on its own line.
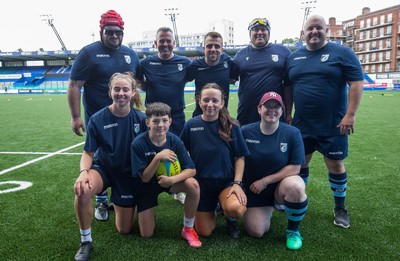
left=92, top=164, right=140, bottom=208
left=170, top=111, right=185, bottom=136
left=302, top=134, right=348, bottom=160
left=135, top=178, right=171, bottom=213
left=245, top=182, right=278, bottom=208
left=196, top=178, right=232, bottom=212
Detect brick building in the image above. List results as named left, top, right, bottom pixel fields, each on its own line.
left=343, top=5, right=400, bottom=74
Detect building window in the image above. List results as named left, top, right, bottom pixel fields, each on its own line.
left=359, top=42, right=363, bottom=51
left=360, top=20, right=364, bottom=28
left=379, top=40, right=383, bottom=49
left=386, top=39, right=391, bottom=48
left=371, top=64, right=376, bottom=73
left=372, top=29, right=377, bottom=38
left=388, top=13, right=392, bottom=23
left=386, top=51, right=391, bottom=60
left=373, top=17, right=378, bottom=26
left=365, top=65, right=369, bottom=73
left=378, top=64, right=383, bottom=72
left=366, top=30, right=370, bottom=39
left=371, top=41, right=377, bottom=50
left=386, top=25, right=392, bottom=35
left=366, top=18, right=371, bottom=27
left=371, top=53, right=376, bottom=62
left=384, top=64, right=390, bottom=72
left=380, top=15, right=385, bottom=24
left=379, top=27, right=384, bottom=37
left=359, top=31, right=364, bottom=40
left=379, top=52, right=383, bottom=61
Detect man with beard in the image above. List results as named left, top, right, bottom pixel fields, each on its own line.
left=137, top=27, right=191, bottom=136
left=68, top=10, right=140, bottom=226
left=232, top=18, right=291, bottom=126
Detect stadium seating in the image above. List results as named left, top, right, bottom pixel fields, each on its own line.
left=0, top=66, right=70, bottom=90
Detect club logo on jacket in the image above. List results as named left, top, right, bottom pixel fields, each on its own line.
left=272, top=55, right=278, bottom=62
left=321, top=54, right=329, bottom=62
left=178, top=64, right=183, bottom=71
left=124, top=55, right=131, bottom=64
left=280, top=143, right=287, bottom=153
left=134, top=123, right=140, bottom=134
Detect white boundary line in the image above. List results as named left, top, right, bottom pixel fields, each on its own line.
left=0, top=152, right=81, bottom=155
left=0, top=142, right=84, bottom=176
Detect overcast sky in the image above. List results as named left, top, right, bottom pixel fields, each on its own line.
left=2, top=0, right=399, bottom=52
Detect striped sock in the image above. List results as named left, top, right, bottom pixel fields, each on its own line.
left=329, top=172, right=347, bottom=207
left=80, top=228, right=92, bottom=242
left=284, top=199, right=308, bottom=231
left=96, top=193, right=108, bottom=204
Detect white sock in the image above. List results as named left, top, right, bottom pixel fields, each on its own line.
left=80, top=228, right=92, bottom=242
left=184, top=216, right=195, bottom=228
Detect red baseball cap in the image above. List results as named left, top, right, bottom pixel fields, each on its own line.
left=259, top=91, right=284, bottom=109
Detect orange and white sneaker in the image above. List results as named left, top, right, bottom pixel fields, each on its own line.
left=182, top=227, right=202, bottom=248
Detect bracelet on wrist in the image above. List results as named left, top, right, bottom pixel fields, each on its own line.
left=79, top=169, right=89, bottom=174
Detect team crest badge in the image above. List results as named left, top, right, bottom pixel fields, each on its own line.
left=271, top=55, right=278, bottom=62
left=223, top=61, right=228, bottom=68
left=124, top=55, right=131, bottom=64
left=134, top=124, right=140, bottom=134
left=280, top=143, right=287, bottom=153
left=321, top=54, right=329, bottom=62
left=178, top=64, right=183, bottom=71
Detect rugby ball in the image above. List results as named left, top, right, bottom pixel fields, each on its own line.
left=156, top=160, right=181, bottom=176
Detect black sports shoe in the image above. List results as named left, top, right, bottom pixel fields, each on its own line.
left=334, top=206, right=350, bottom=228
left=227, top=220, right=240, bottom=239
left=74, top=241, right=92, bottom=261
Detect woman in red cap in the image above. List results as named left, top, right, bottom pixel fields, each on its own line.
left=241, top=91, right=308, bottom=251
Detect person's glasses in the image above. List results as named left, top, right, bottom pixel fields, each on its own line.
left=104, top=29, right=123, bottom=37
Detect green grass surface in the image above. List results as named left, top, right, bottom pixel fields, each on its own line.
left=0, top=91, right=399, bottom=260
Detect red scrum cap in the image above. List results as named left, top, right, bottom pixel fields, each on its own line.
left=99, top=10, right=124, bottom=30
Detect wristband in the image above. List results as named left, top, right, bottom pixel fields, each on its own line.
left=79, top=169, right=89, bottom=174
left=233, top=180, right=243, bottom=187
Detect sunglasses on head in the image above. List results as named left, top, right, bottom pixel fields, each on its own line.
left=248, top=18, right=271, bottom=30
left=104, top=29, right=123, bottom=37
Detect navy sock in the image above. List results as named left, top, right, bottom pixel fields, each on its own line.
left=299, top=167, right=309, bottom=185
left=284, top=198, right=308, bottom=231
left=329, top=172, right=347, bottom=208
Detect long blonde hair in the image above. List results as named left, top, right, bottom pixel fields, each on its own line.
left=108, top=72, right=142, bottom=109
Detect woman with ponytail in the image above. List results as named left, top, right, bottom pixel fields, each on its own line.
left=180, top=83, right=249, bottom=238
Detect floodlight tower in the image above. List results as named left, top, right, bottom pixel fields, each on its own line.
left=164, top=8, right=180, bottom=47
left=41, top=14, right=67, bottom=51
left=299, top=1, right=317, bottom=42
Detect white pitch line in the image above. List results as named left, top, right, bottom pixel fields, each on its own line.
left=0, top=142, right=84, bottom=176
left=0, top=152, right=81, bottom=155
